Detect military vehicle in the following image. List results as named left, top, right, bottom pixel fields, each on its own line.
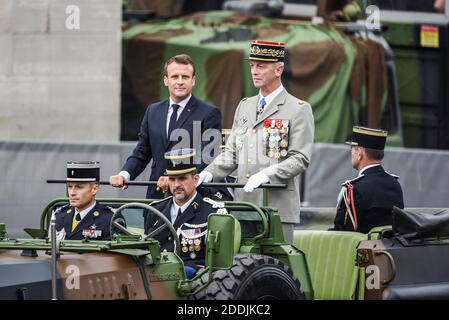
left=121, top=0, right=449, bottom=150
left=364, top=0, right=449, bottom=149
left=1, top=183, right=449, bottom=300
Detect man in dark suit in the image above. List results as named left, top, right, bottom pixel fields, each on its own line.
left=332, top=126, right=404, bottom=233
left=109, top=54, right=222, bottom=200
left=144, top=148, right=216, bottom=273
left=54, top=162, right=115, bottom=240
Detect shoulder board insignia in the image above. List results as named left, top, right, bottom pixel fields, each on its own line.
left=341, top=175, right=365, bottom=186
left=298, top=99, right=308, bottom=105
left=385, top=171, right=400, bottom=179
left=241, top=97, right=248, bottom=101
left=93, top=211, right=100, bottom=217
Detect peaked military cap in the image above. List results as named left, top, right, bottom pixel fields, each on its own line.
left=249, top=40, right=285, bottom=62
left=346, top=126, right=388, bottom=150
left=164, top=148, right=197, bottom=176
left=67, top=161, right=100, bottom=182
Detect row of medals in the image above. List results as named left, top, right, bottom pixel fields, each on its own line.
left=181, top=237, right=201, bottom=259
left=263, top=122, right=289, bottom=159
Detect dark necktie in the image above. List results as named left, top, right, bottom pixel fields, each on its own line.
left=173, top=208, right=182, bottom=224
left=167, top=104, right=180, bottom=140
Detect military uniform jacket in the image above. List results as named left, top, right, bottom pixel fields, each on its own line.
left=144, top=193, right=215, bottom=268
left=122, top=96, right=222, bottom=199
left=333, top=165, right=404, bottom=233
left=54, top=203, right=114, bottom=240
left=205, top=89, right=315, bottom=223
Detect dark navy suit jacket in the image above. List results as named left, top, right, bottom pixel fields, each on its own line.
left=122, top=96, right=222, bottom=199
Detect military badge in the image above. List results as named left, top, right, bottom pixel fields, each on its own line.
left=93, top=211, right=100, bottom=217
left=263, top=119, right=290, bottom=159
left=177, top=223, right=207, bottom=258
left=82, top=229, right=102, bottom=239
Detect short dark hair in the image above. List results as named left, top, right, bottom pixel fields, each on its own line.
left=164, top=54, right=196, bottom=76
left=364, top=148, right=384, bottom=161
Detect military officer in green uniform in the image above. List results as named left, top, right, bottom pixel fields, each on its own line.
left=197, top=40, right=315, bottom=244
left=145, top=148, right=216, bottom=273
left=53, top=162, right=116, bottom=240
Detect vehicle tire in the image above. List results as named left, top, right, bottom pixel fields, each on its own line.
left=190, top=254, right=305, bottom=300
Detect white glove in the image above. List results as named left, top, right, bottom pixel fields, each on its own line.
left=243, top=172, right=269, bottom=192
left=196, top=170, right=213, bottom=187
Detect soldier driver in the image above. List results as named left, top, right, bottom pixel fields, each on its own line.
left=145, top=148, right=216, bottom=277
left=197, top=40, right=315, bottom=244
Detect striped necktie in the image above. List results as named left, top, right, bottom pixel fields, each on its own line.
left=257, top=97, right=266, bottom=119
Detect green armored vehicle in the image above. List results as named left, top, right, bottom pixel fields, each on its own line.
left=1, top=190, right=449, bottom=300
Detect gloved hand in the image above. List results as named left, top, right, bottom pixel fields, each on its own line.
left=243, top=172, right=269, bottom=192
left=196, top=170, right=213, bottom=187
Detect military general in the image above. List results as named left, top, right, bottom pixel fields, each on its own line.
left=197, top=40, right=315, bottom=244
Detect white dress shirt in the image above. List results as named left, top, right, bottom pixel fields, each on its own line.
left=257, top=84, right=285, bottom=108
left=166, top=94, right=191, bottom=136
left=359, top=163, right=381, bottom=176
left=75, top=201, right=97, bottom=221
left=170, top=192, right=197, bottom=223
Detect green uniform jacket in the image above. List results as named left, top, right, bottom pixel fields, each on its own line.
left=205, top=89, right=315, bottom=223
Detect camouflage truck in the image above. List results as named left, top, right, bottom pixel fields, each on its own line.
left=1, top=187, right=449, bottom=300
left=364, top=0, right=449, bottom=149
left=121, top=0, right=403, bottom=147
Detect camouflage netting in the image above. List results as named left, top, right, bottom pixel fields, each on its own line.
left=121, top=11, right=388, bottom=142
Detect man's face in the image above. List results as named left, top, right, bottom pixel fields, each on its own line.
left=169, top=173, right=199, bottom=202
left=164, top=62, right=196, bottom=102
left=67, top=182, right=98, bottom=211
left=351, top=146, right=362, bottom=169
left=249, top=60, right=283, bottom=89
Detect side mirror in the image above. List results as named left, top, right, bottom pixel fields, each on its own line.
left=205, top=214, right=240, bottom=270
